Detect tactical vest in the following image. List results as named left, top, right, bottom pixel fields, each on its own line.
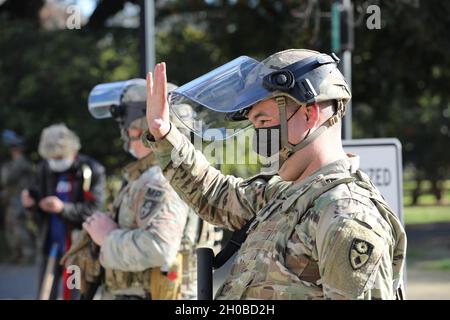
left=104, top=156, right=221, bottom=299
left=215, top=169, right=405, bottom=299
left=102, top=172, right=156, bottom=296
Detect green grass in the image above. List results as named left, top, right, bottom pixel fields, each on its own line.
left=403, top=179, right=450, bottom=206
left=404, top=205, right=450, bottom=225
left=419, top=258, right=450, bottom=271
left=404, top=192, right=450, bottom=206
left=402, top=179, right=450, bottom=225
left=403, top=180, right=450, bottom=190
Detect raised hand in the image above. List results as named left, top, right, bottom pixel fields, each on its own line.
left=146, top=62, right=171, bottom=140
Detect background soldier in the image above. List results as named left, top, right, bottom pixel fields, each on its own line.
left=0, top=130, right=35, bottom=264
left=21, top=123, right=106, bottom=300
left=143, top=51, right=407, bottom=299
left=80, top=79, right=219, bottom=300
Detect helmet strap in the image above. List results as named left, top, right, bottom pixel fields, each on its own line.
left=276, top=98, right=346, bottom=165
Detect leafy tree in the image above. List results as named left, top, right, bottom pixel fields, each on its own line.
left=1, top=0, right=449, bottom=203
left=351, top=0, right=450, bottom=203
left=0, top=19, right=140, bottom=172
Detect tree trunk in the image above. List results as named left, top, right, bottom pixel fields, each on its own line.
left=431, top=178, right=443, bottom=205
left=411, top=177, right=422, bottom=206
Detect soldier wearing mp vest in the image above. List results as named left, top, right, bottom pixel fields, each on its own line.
left=142, top=49, right=407, bottom=299
left=76, top=79, right=218, bottom=300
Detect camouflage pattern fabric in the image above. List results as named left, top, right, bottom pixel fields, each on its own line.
left=144, top=124, right=407, bottom=300
left=258, top=49, right=351, bottom=105
left=60, top=229, right=102, bottom=296
left=38, top=123, right=81, bottom=159
left=100, top=153, right=190, bottom=298
left=0, top=155, right=35, bottom=262
left=179, top=209, right=223, bottom=300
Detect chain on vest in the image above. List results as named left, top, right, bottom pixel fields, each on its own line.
left=218, top=170, right=405, bottom=299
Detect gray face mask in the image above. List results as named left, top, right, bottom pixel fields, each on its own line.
left=48, top=158, right=74, bottom=172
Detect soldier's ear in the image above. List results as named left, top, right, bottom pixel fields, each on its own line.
left=305, top=104, right=320, bottom=128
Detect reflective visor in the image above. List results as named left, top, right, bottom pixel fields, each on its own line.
left=88, top=79, right=146, bottom=119
left=169, top=56, right=275, bottom=140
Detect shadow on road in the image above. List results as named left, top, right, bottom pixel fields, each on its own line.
left=1, top=222, right=449, bottom=299
left=406, top=222, right=450, bottom=300
left=0, top=262, right=39, bottom=299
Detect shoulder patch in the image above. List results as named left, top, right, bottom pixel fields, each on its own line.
left=139, top=199, right=159, bottom=220
left=145, top=186, right=165, bottom=200
left=138, top=185, right=166, bottom=221
left=349, top=238, right=374, bottom=270
left=320, top=217, right=387, bottom=298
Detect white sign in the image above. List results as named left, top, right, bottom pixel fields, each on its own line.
left=343, top=138, right=404, bottom=224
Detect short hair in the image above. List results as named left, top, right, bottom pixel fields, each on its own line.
left=318, top=100, right=338, bottom=114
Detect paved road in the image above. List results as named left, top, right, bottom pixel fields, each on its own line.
left=405, top=222, right=450, bottom=300
left=407, top=268, right=450, bottom=300
left=1, top=262, right=449, bottom=300
left=0, top=263, right=39, bottom=299
left=1, top=222, right=449, bottom=300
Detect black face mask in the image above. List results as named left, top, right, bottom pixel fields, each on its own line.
left=252, top=125, right=281, bottom=158
left=252, top=107, right=300, bottom=158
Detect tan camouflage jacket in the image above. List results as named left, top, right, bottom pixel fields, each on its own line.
left=100, top=153, right=189, bottom=296
left=1, top=155, right=33, bottom=209
left=145, top=125, right=407, bottom=300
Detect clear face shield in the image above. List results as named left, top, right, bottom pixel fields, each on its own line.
left=168, top=53, right=338, bottom=142
left=169, top=56, right=279, bottom=141
left=88, top=79, right=148, bottom=153
left=88, top=79, right=147, bottom=128
left=168, top=52, right=342, bottom=173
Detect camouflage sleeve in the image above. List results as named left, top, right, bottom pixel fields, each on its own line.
left=315, top=197, right=395, bottom=299
left=99, top=186, right=189, bottom=272
left=146, top=124, right=277, bottom=231
left=0, top=163, right=11, bottom=187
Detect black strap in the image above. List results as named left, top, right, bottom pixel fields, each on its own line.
left=395, top=286, right=404, bottom=300
left=213, top=216, right=256, bottom=269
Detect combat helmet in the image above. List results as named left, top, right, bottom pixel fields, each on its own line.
left=169, top=49, right=351, bottom=163
left=88, top=79, right=191, bottom=151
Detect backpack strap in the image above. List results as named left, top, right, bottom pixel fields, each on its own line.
left=213, top=216, right=255, bottom=269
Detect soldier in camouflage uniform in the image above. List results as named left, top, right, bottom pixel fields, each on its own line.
left=142, top=50, right=407, bottom=299
left=1, top=130, right=35, bottom=264
left=83, top=79, right=213, bottom=300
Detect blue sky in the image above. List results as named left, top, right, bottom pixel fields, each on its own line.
left=76, top=0, right=97, bottom=17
